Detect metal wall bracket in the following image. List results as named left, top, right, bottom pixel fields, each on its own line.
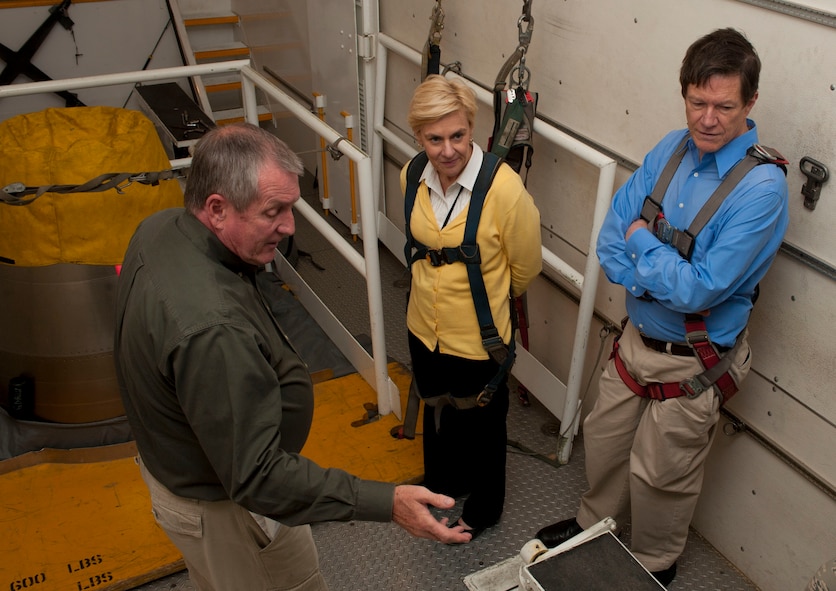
left=800, top=156, right=829, bottom=211
left=358, top=34, right=376, bottom=60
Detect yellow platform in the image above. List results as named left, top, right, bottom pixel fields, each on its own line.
left=0, top=442, right=183, bottom=591
left=303, top=360, right=424, bottom=483
left=0, top=361, right=422, bottom=590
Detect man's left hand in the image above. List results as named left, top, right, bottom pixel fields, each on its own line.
left=391, top=485, right=472, bottom=544
left=626, top=218, right=652, bottom=241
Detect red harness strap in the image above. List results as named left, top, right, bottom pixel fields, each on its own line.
left=683, top=315, right=739, bottom=403
left=611, top=316, right=739, bottom=404
left=612, top=340, right=683, bottom=400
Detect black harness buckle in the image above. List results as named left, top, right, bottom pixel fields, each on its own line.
left=426, top=249, right=448, bottom=266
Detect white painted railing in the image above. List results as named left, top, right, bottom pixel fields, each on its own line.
left=0, top=61, right=403, bottom=418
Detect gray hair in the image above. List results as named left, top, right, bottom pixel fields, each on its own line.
left=183, top=122, right=303, bottom=213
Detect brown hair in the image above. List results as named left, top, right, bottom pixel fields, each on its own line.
left=680, top=28, right=760, bottom=104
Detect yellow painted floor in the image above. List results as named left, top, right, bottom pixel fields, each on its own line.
left=303, top=361, right=424, bottom=484
left=0, top=361, right=421, bottom=591
left=0, top=442, right=184, bottom=591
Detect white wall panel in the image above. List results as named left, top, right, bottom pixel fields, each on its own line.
left=0, top=0, right=184, bottom=121
left=694, top=419, right=836, bottom=591
left=307, top=0, right=361, bottom=227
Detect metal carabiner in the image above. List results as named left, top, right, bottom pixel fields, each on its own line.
left=517, top=13, right=534, bottom=48
left=515, top=6, right=534, bottom=89
left=428, top=2, right=445, bottom=46
left=510, top=61, right=531, bottom=89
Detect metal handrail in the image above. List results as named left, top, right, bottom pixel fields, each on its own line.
left=0, top=61, right=402, bottom=418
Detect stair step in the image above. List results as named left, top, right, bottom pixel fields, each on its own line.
left=193, top=42, right=250, bottom=61
left=206, top=81, right=242, bottom=93
left=184, top=14, right=239, bottom=27
left=214, top=105, right=274, bottom=126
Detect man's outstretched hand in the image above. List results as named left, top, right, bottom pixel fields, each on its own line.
left=392, top=485, right=472, bottom=544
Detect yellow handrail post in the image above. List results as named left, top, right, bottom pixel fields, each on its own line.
left=341, top=110, right=359, bottom=241
left=313, top=92, right=330, bottom=215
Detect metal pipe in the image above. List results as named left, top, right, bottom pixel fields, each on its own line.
left=240, top=65, right=397, bottom=416
left=0, top=61, right=251, bottom=98
left=557, top=159, right=617, bottom=463
left=359, top=0, right=379, bottom=192
left=241, top=75, right=259, bottom=126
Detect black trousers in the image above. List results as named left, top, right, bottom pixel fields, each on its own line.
left=408, top=331, right=509, bottom=529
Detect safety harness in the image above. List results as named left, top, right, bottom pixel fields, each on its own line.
left=485, top=0, right=539, bottom=407
left=398, top=151, right=516, bottom=438
left=613, top=134, right=788, bottom=405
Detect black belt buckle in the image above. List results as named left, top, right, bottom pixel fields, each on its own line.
left=654, top=216, right=675, bottom=244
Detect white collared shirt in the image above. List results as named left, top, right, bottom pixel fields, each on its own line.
left=419, top=144, right=484, bottom=228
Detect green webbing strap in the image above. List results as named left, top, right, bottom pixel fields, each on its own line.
left=462, top=152, right=505, bottom=355
left=491, top=96, right=526, bottom=162
left=403, top=152, right=430, bottom=266
left=490, top=88, right=537, bottom=180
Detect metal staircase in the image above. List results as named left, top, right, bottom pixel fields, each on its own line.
left=167, top=0, right=274, bottom=126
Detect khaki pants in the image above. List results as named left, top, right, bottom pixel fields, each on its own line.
left=577, top=321, right=751, bottom=572
left=139, top=459, right=328, bottom=591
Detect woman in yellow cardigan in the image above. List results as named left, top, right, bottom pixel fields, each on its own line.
left=401, top=75, right=542, bottom=541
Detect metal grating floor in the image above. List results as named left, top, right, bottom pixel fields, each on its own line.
left=133, top=177, right=760, bottom=591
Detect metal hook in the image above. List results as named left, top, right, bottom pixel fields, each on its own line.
left=510, top=63, right=531, bottom=89
left=521, top=0, right=533, bottom=21
left=723, top=415, right=746, bottom=436
left=442, top=61, right=462, bottom=76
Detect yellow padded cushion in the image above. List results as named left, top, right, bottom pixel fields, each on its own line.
left=0, top=106, right=183, bottom=266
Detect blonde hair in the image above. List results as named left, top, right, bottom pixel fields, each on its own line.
left=407, top=75, right=478, bottom=135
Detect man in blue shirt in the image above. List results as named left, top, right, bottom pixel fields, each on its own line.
left=535, top=28, right=789, bottom=587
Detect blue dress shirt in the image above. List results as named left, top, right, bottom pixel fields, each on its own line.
left=596, top=120, right=789, bottom=347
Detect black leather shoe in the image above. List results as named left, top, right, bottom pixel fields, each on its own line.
left=650, top=562, right=677, bottom=587
left=535, top=517, right=583, bottom=548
